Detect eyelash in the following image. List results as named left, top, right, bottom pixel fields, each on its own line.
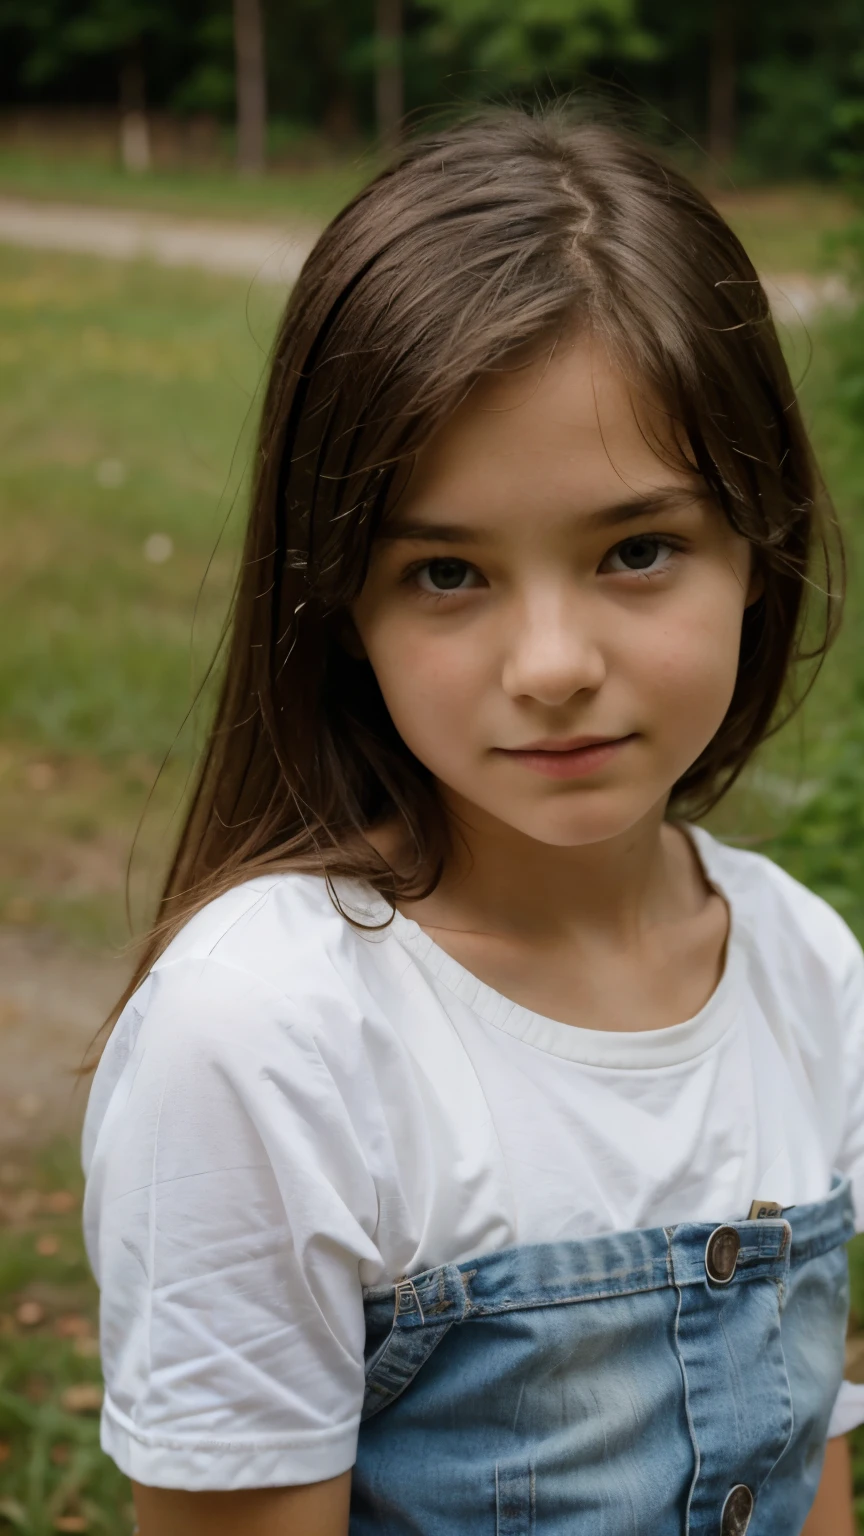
left=402, top=535, right=687, bottom=598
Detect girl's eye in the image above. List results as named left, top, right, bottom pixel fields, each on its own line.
left=415, top=558, right=480, bottom=593
left=603, top=536, right=676, bottom=575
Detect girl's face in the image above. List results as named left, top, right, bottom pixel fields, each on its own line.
left=352, top=339, right=758, bottom=850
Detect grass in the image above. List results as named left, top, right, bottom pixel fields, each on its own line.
left=0, top=1143, right=133, bottom=1535
left=0, top=246, right=282, bottom=945
left=712, top=184, right=856, bottom=275
left=0, top=149, right=372, bottom=228
left=3, top=223, right=864, bottom=1527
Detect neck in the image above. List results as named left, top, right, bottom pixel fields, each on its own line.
left=417, top=790, right=693, bottom=944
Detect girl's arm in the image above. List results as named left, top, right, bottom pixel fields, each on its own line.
left=801, top=1437, right=855, bottom=1536
left=132, top=1470, right=352, bottom=1536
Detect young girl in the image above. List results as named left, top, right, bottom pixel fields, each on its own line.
left=83, top=107, right=864, bottom=1535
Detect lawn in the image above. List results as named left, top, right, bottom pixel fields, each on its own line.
left=0, top=247, right=283, bottom=945
left=0, top=148, right=372, bottom=228
left=2, top=218, right=864, bottom=1528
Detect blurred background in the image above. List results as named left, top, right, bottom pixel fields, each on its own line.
left=2, top=0, right=864, bottom=1530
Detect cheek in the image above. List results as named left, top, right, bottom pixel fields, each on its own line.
left=642, top=592, right=745, bottom=732
left=365, top=624, right=487, bottom=760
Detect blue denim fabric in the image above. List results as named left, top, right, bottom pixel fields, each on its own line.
left=352, top=1176, right=854, bottom=1534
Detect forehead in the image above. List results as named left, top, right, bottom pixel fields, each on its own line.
left=401, top=338, right=695, bottom=524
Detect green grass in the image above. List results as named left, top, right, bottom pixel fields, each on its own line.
left=0, top=246, right=283, bottom=944
left=0, top=149, right=372, bottom=227
left=0, top=1143, right=133, bottom=1535
left=712, top=185, right=856, bottom=275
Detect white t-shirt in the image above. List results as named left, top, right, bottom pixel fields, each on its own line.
left=82, top=825, right=864, bottom=1491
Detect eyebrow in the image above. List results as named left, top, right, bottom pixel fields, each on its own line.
left=382, top=488, right=704, bottom=544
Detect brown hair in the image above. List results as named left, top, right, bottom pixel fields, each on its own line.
left=117, top=103, right=842, bottom=1016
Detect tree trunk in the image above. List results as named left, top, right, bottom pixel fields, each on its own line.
left=375, top=0, right=403, bottom=156
left=708, top=0, right=736, bottom=168
left=234, top=0, right=267, bottom=177
left=119, top=45, right=150, bottom=174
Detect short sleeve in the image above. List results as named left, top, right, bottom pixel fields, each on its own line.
left=82, top=956, right=381, bottom=1491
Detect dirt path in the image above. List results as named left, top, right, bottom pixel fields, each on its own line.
left=0, top=195, right=852, bottom=317
left=0, top=927, right=130, bottom=1150
left=0, top=195, right=317, bottom=284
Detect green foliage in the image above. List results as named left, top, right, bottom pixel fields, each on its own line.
left=2, top=0, right=864, bottom=180
left=420, top=0, right=655, bottom=87
left=739, top=60, right=846, bottom=181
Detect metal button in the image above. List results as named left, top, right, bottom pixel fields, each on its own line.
left=705, top=1225, right=741, bottom=1284
left=721, top=1484, right=754, bottom=1534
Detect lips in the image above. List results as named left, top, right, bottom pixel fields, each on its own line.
left=509, top=735, right=625, bottom=754
left=494, top=734, right=635, bottom=780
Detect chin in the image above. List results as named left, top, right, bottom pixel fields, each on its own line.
left=504, top=796, right=660, bottom=849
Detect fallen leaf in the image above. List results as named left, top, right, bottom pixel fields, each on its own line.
left=72, top=1337, right=100, bottom=1360
left=15, top=1300, right=45, bottom=1327
left=36, top=1234, right=60, bottom=1257
left=55, top=1314, right=92, bottom=1340
left=60, top=1384, right=103, bottom=1414
left=50, top=1443, right=71, bottom=1466
left=26, top=762, right=55, bottom=791
left=10, top=1189, right=40, bottom=1220
left=0, top=1442, right=10, bottom=1463
left=53, top=1518, right=88, bottom=1533
left=44, top=1191, right=77, bottom=1216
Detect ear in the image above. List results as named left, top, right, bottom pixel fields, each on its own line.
left=340, top=613, right=368, bottom=660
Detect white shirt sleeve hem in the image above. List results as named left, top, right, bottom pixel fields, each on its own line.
left=100, top=1396, right=359, bottom=1490
left=827, top=1379, right=864, bottom=1438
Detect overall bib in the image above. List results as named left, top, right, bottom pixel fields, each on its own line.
left=352, top=1176, right=854, bottom=1535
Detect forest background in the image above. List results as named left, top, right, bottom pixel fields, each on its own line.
left=2, top=0, right=864, bottom=182
left=4, top=2, right=864, bottom=1533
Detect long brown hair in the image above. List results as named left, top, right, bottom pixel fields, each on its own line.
left=118, top=103, right=842, bottom=1017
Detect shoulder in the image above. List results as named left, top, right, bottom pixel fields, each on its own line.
left=84, top=874, right=403, bottom=1160
left=156, top=869, right=389, bottom=994
left=137, top=870, right=400, bottom=1055
left=689, top=824, right=864, bottom=997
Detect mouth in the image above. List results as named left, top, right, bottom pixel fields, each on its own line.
left=494, top=734, right=637, bottom=780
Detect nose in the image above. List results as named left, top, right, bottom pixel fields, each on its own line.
left=500, top=589, right=607, bottom=705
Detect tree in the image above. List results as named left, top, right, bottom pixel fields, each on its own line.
left=420, top=0, right=655, bottom=93
left=233, top=0, right=266, bottom=175
left=708, top=0, right=736, bottom=166
left=60, top=0, right=174, bottom=173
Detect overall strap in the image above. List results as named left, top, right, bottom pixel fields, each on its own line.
left=362, top=1265, right=472, bottom=1420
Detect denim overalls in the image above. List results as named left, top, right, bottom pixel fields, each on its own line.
left=351, top=1176, right=854, bottom=1535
